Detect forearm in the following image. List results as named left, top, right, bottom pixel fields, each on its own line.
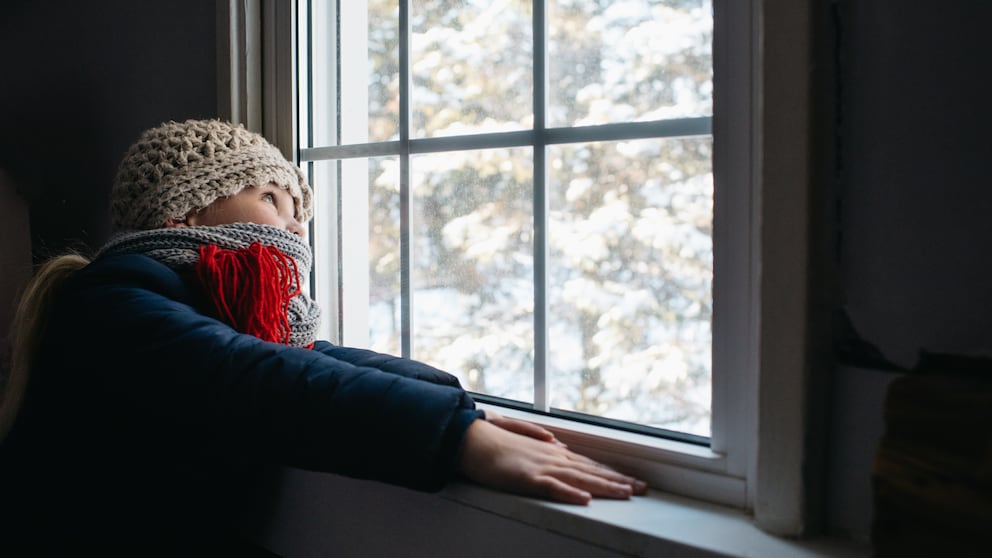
left=312, top=341, right=464, bottom=387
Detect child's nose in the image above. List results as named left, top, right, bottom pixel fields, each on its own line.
left=287, top=218, right=306, bottom=237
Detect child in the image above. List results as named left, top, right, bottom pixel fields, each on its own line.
left=0, top=119, right=645, bottom=554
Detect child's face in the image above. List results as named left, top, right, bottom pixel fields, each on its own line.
left=171, top=182, right=306, bottom=237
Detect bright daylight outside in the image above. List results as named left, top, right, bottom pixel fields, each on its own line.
left=319, top=0, right=712, bottom=438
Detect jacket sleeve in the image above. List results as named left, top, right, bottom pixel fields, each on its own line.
left=51, top=255, right=482, bottom=492
left=311, top=341, right=465, bottom=388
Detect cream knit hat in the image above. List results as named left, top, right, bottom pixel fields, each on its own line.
left=111, top=119, right=313, bottom=231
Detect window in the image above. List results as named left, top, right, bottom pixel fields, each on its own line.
left=245, top=0, right=815, bottom=532
left=301, top=0, right=717, bottom=441
left=292, top=0, right=751, bottom=505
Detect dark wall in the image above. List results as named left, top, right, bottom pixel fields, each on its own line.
left=0, top=0, right=218, bottom=260
left=825, top=0, right=992, bottom=540
left=838, top=1, right=992, bottom=367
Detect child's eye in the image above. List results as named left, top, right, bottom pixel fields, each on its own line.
left=262, top=192, right=276, bottom=204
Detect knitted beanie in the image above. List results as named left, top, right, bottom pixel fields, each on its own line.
left=111, top=119, right=313, bottom=231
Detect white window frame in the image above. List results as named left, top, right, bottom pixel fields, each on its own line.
left=220, top=0, right=814, bottom=536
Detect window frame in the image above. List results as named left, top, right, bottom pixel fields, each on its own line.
left=224, top=0, right=814, bottom=535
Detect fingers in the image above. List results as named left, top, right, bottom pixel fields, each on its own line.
left=486, top=412, right=559, bottom=444
left=547, top=464, right=636, bottom=500
left=457, top=419, right=648, bottom=505
left=523, top=444, right=646, bottom=502
left=509, top=420, right=557, bottom=443
left=568, top=457, right=646, bottom=492
left=536, top=475, right=592, bottom=505
left=552, top=448, right=647, bottom=495
left=503, top=431, right=648, bottom=499
left=533, top=465, right=640, bottom=504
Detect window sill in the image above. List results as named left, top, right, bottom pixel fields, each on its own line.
left=439, top=481, right=868, bottom=558
left=249, top=469, right=869, bottom=558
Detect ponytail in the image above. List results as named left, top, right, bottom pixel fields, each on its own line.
left=0, top=253, right=90, bottom=442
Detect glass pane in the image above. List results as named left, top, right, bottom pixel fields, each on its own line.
left=366, top=156, right=402, bottom=355
left=411, top=148, right=534, bottom=402
left=366, top=0, right=400, bottom=143
left=313, top=1, right=400, bottom=145
left=548, top=138, right=712, bottom=436
left=309, top=0, right=339, bottom=147
left=313, top=156, right=401, bottom=353
left=548, top=0, right=713, bottom=128
left=309, top=158, right=338, bottom=343
left=411, top=1, right=533, bottom=138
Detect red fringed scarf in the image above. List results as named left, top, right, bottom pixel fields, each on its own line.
left=196, top=242, right=306, bottom=346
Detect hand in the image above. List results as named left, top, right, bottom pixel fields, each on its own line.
left=485, top=410, right=563, bottom=446
left=457, top=418, right=648, bottom=505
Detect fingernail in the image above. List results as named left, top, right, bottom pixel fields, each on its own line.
left=633, top=480, right=647, bottom=492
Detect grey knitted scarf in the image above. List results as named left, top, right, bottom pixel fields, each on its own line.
left=99, top=223, right=321, bottom=348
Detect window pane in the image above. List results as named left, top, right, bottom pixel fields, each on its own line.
left=548, top=0, right=713, bottom=128
left=411, top=1, right=533, bottom=138
left=313, top=156, right=401, bottom=352
left=367, top=156, right=402, bottom=355
left=411, top=149, right=534, bottom=402
left=309, top=1, right=338, bottom=147
left=309, top=158, right=337, bottom=343
left=548, top=138, right=712, bottom=436
left=366, top=0, right=400, bottom=143
left=315, top=0, right=399, bottom=145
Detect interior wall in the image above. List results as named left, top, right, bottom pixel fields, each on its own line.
left=825, top=0, right=992, bottom=541
left=0, top=0, right=217, bottom=260
left=837, top=1, right=992, bottom=368
left=0, top=172, right=32, bottom=367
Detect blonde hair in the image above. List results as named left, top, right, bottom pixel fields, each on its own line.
left=0, top=253, right=90, bottom=442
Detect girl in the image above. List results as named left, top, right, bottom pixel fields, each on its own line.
left=0, top=119, right=645, bottom=555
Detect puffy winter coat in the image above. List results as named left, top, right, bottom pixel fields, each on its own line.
left=0, top=253, right=482, bottom=554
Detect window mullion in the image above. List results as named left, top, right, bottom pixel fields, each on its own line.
left=399, top=0, right=413, bottom=358
left=532, top=0, right=549, bottom=412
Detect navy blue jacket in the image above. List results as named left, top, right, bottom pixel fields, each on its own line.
left=1, top=254, right=482, bottom=554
